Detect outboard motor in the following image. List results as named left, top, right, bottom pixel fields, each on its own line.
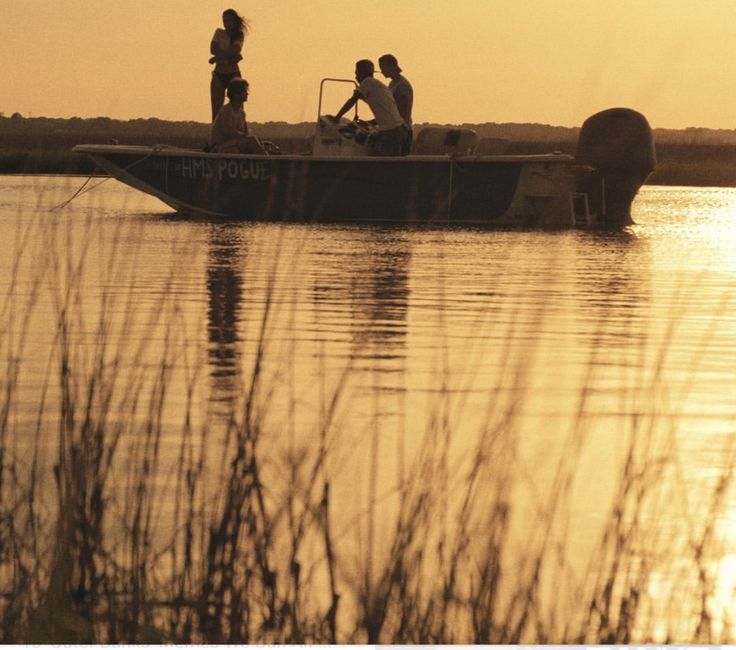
left=575, top=108, right=655, bottom=225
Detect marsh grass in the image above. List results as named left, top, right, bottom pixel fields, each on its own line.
left=0, top=206, right=735, bottom=643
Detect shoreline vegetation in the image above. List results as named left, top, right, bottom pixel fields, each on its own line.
left=1, top=214, right=735, bottom=643
left=3, top=114, right=736, bottom=186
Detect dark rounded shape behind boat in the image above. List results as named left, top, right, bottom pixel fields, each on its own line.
left=576, top=108, right=656, bottom=225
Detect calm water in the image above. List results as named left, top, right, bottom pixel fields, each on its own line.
left=1, top=174, right=736, bottom=641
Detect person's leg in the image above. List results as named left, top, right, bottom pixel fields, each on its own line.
left=369, top=131, right=396, bottom=156
left=236, top=136, right=267, bottom=155
left=367, top=132, right=380, bottom=156
left=385, top=127, right=406, bottom=156
left=210, top=74, right=226, bottom=121
left=214, top=142, right=239, bottom=153
left=402, top=129, right=413, bottom=156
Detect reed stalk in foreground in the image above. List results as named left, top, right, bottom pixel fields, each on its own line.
left=0, top=212, right=734, bottom=643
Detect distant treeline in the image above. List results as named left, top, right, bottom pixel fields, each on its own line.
left=2, top=114, right=736, bottom=185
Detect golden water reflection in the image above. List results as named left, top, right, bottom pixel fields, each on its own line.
left=1, top=177, right=735, bottom=642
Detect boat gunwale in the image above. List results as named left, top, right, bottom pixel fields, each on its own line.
left=72, top=144, right=575, bottom=165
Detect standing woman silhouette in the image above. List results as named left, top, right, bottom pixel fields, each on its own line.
left=210, top=9, right=249, bottom=121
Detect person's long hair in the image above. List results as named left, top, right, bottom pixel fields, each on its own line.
left=223, top=8, right=249, bottom=38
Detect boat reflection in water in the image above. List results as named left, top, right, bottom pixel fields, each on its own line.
left=177, top=209, right=736, bottom=644
left=205, top=225, right=245, bottom=422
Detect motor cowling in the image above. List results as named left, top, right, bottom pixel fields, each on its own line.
left=575, top=108, right=655, bottom=225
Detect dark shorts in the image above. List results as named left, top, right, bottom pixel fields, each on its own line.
left=213, top=71, right=239, bottom=88
left=369, top=125, right=408, bottom=157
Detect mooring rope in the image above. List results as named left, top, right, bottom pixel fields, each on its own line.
left=49, top=173, right=109, bottom=211
left=49, top=151, right=157, bottom=211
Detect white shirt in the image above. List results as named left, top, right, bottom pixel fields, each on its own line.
left=358, top=77, right=405, bottom=132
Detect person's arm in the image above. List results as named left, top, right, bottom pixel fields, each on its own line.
left=235, top=112, right=267, bottom=154
left=392, top=86, right=411, bottom=125
left=210, top=30, right=243, bottom=63
left=217, top=108, right=246, bottom=140
left=394, top=94, right=411, bottom=125
left=225, top=37, right=244, bottom=64
left=333, top=89, right=361, bottom=120
left=210, top=30, right=226, bottom=57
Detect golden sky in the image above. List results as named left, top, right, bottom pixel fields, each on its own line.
left=1, top=0, right=734, bottom=129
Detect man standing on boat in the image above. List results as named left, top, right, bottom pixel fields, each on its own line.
left=379, top=54, right=413, bottom=156
left=329, top=59, right=407, bottom=156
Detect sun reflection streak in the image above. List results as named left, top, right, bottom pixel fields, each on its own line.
left=632, top=187, right=736, bottom=271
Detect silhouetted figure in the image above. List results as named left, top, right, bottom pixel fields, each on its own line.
left=379, top=54, right=413, bottom=156
left=210, top=8, right=248, bottom=121
left=328, top=59, right=407, bottom=156
left=210, top=78, right=266, bottom=154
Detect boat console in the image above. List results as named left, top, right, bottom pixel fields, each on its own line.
left=313, top=115, right=376, bottom=156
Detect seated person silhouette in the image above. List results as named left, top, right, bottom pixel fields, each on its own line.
left=210, top=78, right=266, bottom=154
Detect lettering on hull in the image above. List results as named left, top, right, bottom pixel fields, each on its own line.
left=174, top=158, right=271, bottom=182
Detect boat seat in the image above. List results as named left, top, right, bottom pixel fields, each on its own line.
left=474, top=137, right=509, bottom=155
left=413, top=127, right=477, bottom=155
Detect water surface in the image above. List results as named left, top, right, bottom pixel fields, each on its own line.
left=1, top=175, right=735, bottom=642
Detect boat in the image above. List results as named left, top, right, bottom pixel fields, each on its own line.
left=73, top=79, right=656, bottom=228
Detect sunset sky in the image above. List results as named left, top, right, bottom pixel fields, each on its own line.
left=2, top=0, right=735, bottom=129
